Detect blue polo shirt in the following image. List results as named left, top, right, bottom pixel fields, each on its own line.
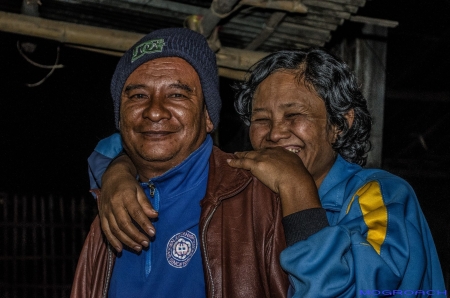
left=108, top=135, right=212, bottom=298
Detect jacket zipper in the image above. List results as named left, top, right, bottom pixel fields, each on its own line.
left=201, top=177, right=253, bottom=298
left=102, top=182, right=157, bottom=296
left=102, top=245, right=114, bottom=298
left=202, top=203, right=220, bottom=298
left=148, top=183, right=156, bottom=197
left=146, top=181, right=157, bottom=276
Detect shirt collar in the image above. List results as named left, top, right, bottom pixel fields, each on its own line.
left=140, top=135, right=213, bottom=197
left=318, top=154, right=362, bottom=209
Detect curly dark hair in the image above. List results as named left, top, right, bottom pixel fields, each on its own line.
left=234, top=48, right=372, bottom=166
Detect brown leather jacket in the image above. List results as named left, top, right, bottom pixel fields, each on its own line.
left=71, top=146, right=289, bottom=298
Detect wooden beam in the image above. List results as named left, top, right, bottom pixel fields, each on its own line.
left=350, top=15, right=399, bottom=28
left=245, top=12, right=286, bottom=50
left=0, top=12, right=142, bottom=52
left=0, top=11, right=269, bottom=78
left=240, top=0, right=308, bottom=13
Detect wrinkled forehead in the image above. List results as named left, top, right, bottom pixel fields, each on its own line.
left=130, top=57, right=199, bottom=78
left=252, top=71, right=323, bottom=111
left=253, top=70, right=312, bottom=97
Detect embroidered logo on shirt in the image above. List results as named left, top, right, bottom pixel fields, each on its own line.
left=166, top=231, right=197, bottom=268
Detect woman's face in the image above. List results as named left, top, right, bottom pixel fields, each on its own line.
left=249, top=71, right=338, bottom=186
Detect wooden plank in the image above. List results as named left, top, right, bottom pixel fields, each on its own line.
left=267, top=31, right=328, bottom=46
left=278, top=22, right=331, bottom=40
left=307, top=6, right=351, bottom=19
left=55, top=0, right=209, bottom=16
left=284, top=17, right=338, bottom=31
left=233, top=8, right=344, bottom=29
left=227, top=15, right=331, bottom=41
left=218, top=67, right=248, bottom=81
left=318, top=0, right=366, bottom=7
left=0, top=11, right=270, bottom=71
left=222, top=23, right=328, bottom=46
left=0, top=12, right=143, bottom=51
left=303, top=0, right=359, bottom=13
left=221, top=23, right=263, bottom=37
left=350, top=15, right=399, bottom=28
left=245, top=12, right=287, bottom=50
left=216, top=46, right=269, bottom=70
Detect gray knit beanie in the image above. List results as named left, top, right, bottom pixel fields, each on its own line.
left=111, top=28, right=221, bottom=130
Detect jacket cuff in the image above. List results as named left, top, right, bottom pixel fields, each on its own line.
left=282, top=208, right=329, bottom=246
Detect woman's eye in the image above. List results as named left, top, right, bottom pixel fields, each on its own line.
left=251, top=118, right=270, bottom=123
left=285, top=113, right=301, bottom=118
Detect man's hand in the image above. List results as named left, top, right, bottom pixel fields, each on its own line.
left=98, top=155, right=158, bottom=253
left=227, top=147, right=321, bottom=216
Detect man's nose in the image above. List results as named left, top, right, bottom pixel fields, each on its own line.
left=142, top=97, right=171, bottom=122
left=266, top=120, right=290, bottom=143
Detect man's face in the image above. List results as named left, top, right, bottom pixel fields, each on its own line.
left=249, top=71, right=337, bottom=186
left=119, top=57, right=213, bottom=179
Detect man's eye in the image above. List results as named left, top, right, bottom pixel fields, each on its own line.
left=129, top=94, right=147, bottom=100
left=169, top=93, right=187, bottom=99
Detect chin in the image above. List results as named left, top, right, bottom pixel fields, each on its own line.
left=141, top=152, right=175, bottom=163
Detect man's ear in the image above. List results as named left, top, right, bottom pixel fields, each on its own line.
left=344, top=109, right=355, bottom=129
left=205, top=109, right=214, bottom=133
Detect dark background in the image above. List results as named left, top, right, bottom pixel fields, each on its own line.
left=0, top=0, right=449, bottom=194
left=0, top=0, right=449, bottom=280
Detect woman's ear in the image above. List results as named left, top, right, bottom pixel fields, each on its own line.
left=332, top=125, right=340, bottom=142
left=345, top=109, right=355, bottom=129
left=332, top=109, right=355, bottom=142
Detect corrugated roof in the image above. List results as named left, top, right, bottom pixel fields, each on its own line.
left=39, top=0, right=366, bottom=51
left=0, top=0, right=398, bottom=80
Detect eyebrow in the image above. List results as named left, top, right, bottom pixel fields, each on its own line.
left=168, top=82, right=193, bottom=93
left=124, top=84, right=146, bottom=93
left=252, top=107, right=267, bottom=114
left=123, top=81, right=194, bottom=94
left=252, top=102, right=302, bottom=113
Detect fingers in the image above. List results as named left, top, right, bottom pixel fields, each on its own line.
left=98, top=186, right=156, bottom=252
left=112, top=214, right=150, bottom=252
left=136, top=189, right=158, bottom=237
left=233, top=151, right=251, bottom=159
left=101, top=212, right=147, bottom=253
left=100, top=198, right=151, bottom=252
left=112, top=196, right=153, bottom=251
left=227, top=148, right=304, bottom=195
left=233, top=148, right=277, bottom=160
left=99, top=213, right=123, bottom=253
left=227, top=149, right=272, bottom=170
left=227, top=152, right=254, bottom=170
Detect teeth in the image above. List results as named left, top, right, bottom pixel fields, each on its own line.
left=287, top=148, right=300, bottom=153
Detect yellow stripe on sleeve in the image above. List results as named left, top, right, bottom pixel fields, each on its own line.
left=354, top=181, right=388, bottom=255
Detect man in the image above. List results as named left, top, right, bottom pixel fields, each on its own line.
left=71, top=28, right=289, bottom=298
left=92, top=48, right=446, bottom=297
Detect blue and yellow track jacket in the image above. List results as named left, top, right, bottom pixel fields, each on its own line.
left=280, top=155, right=446, bottom=297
